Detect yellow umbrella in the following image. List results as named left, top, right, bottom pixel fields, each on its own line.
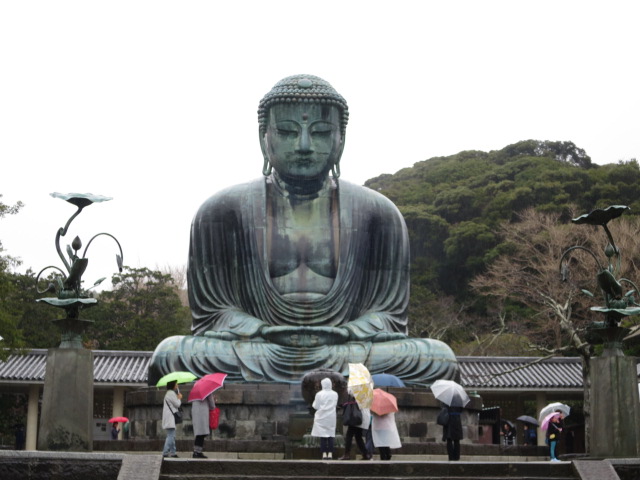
left=348, top=363, right=373, bottom=409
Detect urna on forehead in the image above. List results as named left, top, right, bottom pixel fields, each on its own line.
left=257, top=74, right=349, bottom=135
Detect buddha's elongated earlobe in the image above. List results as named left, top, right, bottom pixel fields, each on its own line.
left=259, top=130, right=272, bottom=176
left=331, top=163, right=340, bottom=179
left=262, top=158, right=272, bottom=176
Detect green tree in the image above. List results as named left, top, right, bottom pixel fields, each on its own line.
left=84, top=266, right=191, bottom=350
left=0, top=195, right=26, bottom=359
left=11, top=269, right=59, bottom=349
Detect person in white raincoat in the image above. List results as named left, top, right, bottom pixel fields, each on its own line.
left=311, top=377, right=338, bottom=459
left=372, top=411, right=401, bottom=460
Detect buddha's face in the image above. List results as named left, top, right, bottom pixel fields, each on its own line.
left=261, top=103, right=343, bottom=184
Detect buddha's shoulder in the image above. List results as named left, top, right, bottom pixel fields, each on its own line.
left=196, top=178, right=265, bottom=212
left=340, top=180, right=402, bottom=215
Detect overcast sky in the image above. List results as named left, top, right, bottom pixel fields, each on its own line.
left=2, top=1, right=639, bottom=288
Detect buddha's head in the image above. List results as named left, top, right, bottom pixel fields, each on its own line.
left=258, top=75, right=349, bottom=184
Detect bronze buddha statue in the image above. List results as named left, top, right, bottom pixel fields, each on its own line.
left=148, top=75, right=459, bottom=385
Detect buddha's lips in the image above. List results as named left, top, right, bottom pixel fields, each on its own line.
left=293, top=157, right=316, bottom=165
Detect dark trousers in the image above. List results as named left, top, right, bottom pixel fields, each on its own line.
left=194, top=434, right=206, bottom=452
left=447, top=439, right=460, bottom=461
left=344, top=426, right=367, bottom=456
left=320, top=436, right=334, bottom=453
left=378, top=446, right=392, bottom=460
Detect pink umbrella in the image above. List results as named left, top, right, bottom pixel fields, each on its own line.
left=188, top=372, right=227, bottom=402
left=108, top=416, right=128, bottom=423
left=540, top=411, right=561, bottom=431
left=370, top=388, right=398, bottom=415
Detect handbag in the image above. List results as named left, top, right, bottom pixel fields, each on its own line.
left=436, top=407, right=449, bottom=426
left=209, top=407, right=221, bottom=430
left=342, top=400, right=363, bottom=427
left=166, top=399, right=183, bottom=425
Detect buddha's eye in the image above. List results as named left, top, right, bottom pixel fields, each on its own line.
left=275, top=121, right=299, bottom=137
left=309, top=122, right=335, bottom=136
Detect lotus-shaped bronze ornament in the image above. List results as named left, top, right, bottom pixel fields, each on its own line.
left=36, top=192, right=123, bottom=348
left=560, top=205, right=639, bottom=349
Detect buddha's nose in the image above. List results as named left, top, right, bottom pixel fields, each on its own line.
left=296, top=126, right=312, bottom=153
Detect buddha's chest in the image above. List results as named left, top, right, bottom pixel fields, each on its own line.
left=266, top=193, right=338, bottom=294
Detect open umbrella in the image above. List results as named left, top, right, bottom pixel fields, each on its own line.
left=188, top=372, right=227, bottom=402
left=370, top=388, right=398, bottom=415
left=516, top=415, right=539, bottom=426
left=430, top=379, right=470, bottom=407
left=501, top=419, right=515, bottom=429
left=348, top=363, right=373, bottom=409
left=156, top=371, right=197, bottom=387
left=538, top=402, right=570, bottom=424
left=372, top=373, right=406, bottom=387
left=108, top=416, right=128, bottom=423
left=541, top=411, right=562, bottom=431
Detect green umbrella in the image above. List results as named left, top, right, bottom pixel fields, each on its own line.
left=156, top=371, right=197, bottom=387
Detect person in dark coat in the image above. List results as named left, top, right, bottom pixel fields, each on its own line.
left=441, top=405, right=463, bottom=461
left=338, top=393, right=371, bottom=460
left=523, top=423, right=537, bottom=446
left=111, top=422, right=120, bottom=440
left=546, top=413, right=563, bottom=461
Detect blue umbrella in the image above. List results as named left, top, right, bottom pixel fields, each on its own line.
left=372, top=373, right=406, bottom=387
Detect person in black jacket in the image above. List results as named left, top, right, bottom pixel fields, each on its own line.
left=440, top=405, right=463, bottom=461
left=338, top=394, right=370, bottom=460
left=546, top=413, right=563, bottom=461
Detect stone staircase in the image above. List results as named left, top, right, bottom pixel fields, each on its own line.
left=159, top=458, right=577, bottom=480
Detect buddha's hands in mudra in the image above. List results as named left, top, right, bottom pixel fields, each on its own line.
left=204, top=326, right=407, bottom=346
left=261, top=326, right=349, bottom=347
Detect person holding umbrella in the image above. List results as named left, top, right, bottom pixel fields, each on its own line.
left=188, top=373, right=227, bottom=459
left=108, top=417, right=128, bottom=441
left=542, top=412, right=564, bottom=462
left=516, top=415, right=539, bottom=446
left=431, top=379, right=469, bottom=461
left=339, top=389, right=371, bottom=460
left=522, top=423, right=537, bottom=446
left=500, top=420, right=515, bottom=446
left=162, top=380, right=183, bottom=458
left=110, top=422, right=120, bottom=440
left=371, top=389, right=401, bottom=460
left=191, top=393, right=216, bottom=458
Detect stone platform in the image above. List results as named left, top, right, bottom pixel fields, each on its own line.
left=125, top=383, right=482, bottom=445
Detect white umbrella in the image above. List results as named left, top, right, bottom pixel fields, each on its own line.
left=538, top=402, right=570, bottom=424
left=430, top=379, right=470, bottom=407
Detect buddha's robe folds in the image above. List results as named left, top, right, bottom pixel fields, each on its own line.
left=148, top=178, right=459, bottom=385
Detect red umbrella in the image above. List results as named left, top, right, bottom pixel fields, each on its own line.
left=188, top=372, right=227, bottom=402
left=370, top=388, right=398, bottom=415
left=108, top=416, right=128, bottom=423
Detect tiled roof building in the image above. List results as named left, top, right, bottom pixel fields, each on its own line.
left=0, top=349, right=586, bottom=390
left=0, top=349, right=605, bottom=450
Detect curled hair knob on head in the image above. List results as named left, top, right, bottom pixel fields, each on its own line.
left=258, top=74, right=349, bottom=137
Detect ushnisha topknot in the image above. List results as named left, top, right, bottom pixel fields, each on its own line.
left=258, top=74, right=349, bottom=136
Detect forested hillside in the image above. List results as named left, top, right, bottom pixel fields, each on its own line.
left=366, top=140, right=640, bottom=354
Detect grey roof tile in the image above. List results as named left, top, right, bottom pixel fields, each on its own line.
left=0, top=350, right=590, bottom=391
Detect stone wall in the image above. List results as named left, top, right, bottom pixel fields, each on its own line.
left=125, top=384, right=482, bottom=445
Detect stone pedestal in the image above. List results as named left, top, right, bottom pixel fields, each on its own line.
left=590, top=352, right=640, bottom=457
left=125, top=384, right=482, bottom=446
left=37, top=348, right=94, bottom=451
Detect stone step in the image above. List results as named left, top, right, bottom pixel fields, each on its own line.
left=159, top=459, right=576, bottom=480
